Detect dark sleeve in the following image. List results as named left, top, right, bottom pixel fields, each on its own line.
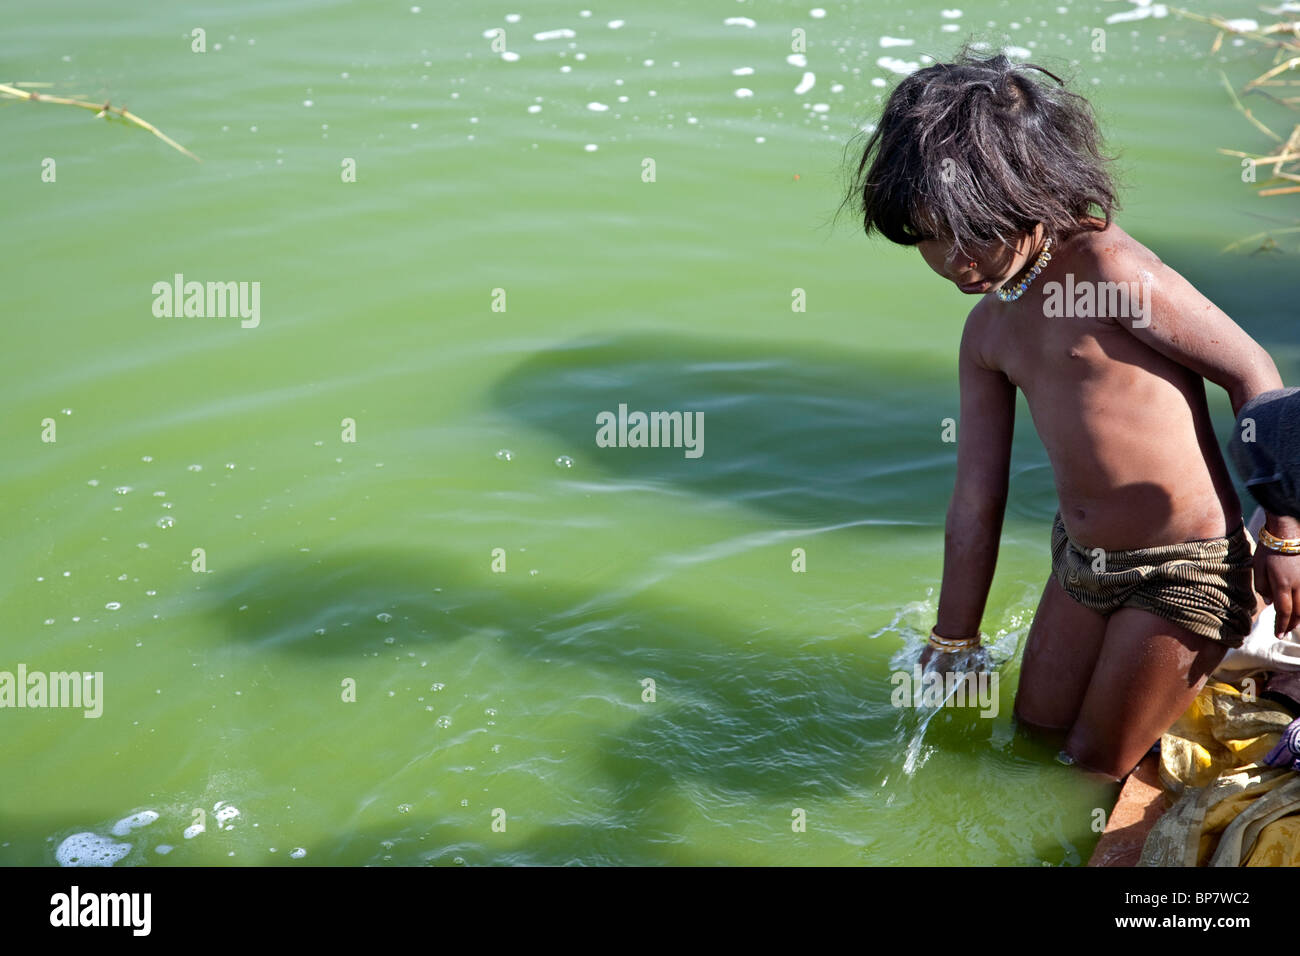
left=1229, top=387, right=1300, bottom=519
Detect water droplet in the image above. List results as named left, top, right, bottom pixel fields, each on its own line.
left=430, top=682, right=445, bottom=692
left=397, top=803, right=412, bottom=813
left=485, top=708, right=497, bottom=717
left=495, top=448, right=513, bottom=461
left=554, top=455, right=573, bottom=468
left=187, top=464, right=203, bottom=472
left=436, top=715, right=452, bottom=728
left=290, top=847, right=307, bottom=859
left=114, top=486, right=132, bottom=495
left=156, top=516, right=174, bottom=529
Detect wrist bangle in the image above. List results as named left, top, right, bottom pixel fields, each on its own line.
left=1260, top=528, right=1300, bottom=555
left=928, top=627, right=981, bottom=652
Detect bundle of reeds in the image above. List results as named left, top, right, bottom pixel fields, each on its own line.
left=1168, top=6, right=1300, bottom=248
left=0, top=81, right=199, bottom=161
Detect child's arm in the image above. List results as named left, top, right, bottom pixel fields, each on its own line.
left=928, top=309, right=1015, bottom=653
left=1099, top=251, right=1300, bottom=634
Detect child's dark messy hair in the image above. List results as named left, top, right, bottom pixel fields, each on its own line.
left=841, top=48, right=1119, bottom=255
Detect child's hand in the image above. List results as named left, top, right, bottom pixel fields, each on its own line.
left=1255, top=548, right=1300, bottom=636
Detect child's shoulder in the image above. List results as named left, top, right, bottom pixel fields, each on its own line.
left=1059, top=218, right=1161, bottom=277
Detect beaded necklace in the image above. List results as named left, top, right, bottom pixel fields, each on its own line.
left=994, top=237, right=1053, bottom=302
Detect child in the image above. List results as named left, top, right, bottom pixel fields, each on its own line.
left=844, top=49, right=1300, bottom=781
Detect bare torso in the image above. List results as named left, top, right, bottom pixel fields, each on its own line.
left=967, top=223, right=1242, bottom=550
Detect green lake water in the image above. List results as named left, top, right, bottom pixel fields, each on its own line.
left=3, top=0, right=1297, bottom=865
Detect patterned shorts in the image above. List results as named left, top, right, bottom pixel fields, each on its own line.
left=1050, top=511, right=1256, bottom=647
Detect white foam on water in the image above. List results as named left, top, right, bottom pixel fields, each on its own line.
left=1005, top=45, right=1032, bottom=58
left=830, top=82, right=844, bottom=93
left=941, top=24, right=960, bottom=32
left=587, top=101, right=610, bottom=111
left=877, top=56, right=919, bottom=75
left=810, top=7, right=826, bottom=17
left=533, top=28, right=576, bottom=40
left=56, top=832, right=131, bottom=867
left=183, top=822, right=205, bottom=839
left=725, top=17, right=757, bottom=28
left=110, top=810, right=159, bottom=837
left=1104, top=2, right=1167, bottom=24
left=786, top=53, right=807, bottom=67
left=732, top=66, right=754, bottom=75
left=1223, top=18, right=1259, bottom=31
left=880, top=36, right=914, bottom=47
left=941, top=8, right=962, bottom=17
left=608, top=19, right=625, bottom=29
left=871, top=77, right=887, bottom=87
left=811, top=102, right=829, bottom=112
left=505, top=13, right=521, bottom=22
left=794, top=71, right=815, bottom=94
left=156, top=845, right=173, bottom=855
left=583, top=143, right=598, bottom=151
left=501, top=51, right=520, bottom=62
left=527, top=104, right=541, bottom=113
left=734, top=88, right=754, bottom=98
left=215, top=805, right=241, bottom=829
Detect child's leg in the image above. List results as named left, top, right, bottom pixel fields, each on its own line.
left=1064, top=607, right=1229, bottom=780
left=1013, top=576, right=1110, bottom=730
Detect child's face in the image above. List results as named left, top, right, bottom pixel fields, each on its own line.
left=917, top=230, right=1039, bottom=295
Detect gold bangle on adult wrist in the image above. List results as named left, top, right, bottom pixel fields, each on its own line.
left=928, top=627, right=981, bottom=651
left=1260, top=528, right=1300, bottom=555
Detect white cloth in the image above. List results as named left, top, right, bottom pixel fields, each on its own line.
left=1213, top=507, right=1300, bottom=681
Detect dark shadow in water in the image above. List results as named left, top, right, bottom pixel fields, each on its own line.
left=486, top=332, right=1061, bottom=526
left=188, top=543, right=1079, bottom=865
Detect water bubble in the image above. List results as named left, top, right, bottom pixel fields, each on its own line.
left=61, top=408, right=73, bottom=415
left=156, top=516, right=174, bottom=529
left=495, top=449, right=514, bottom=461
left=460, top=798, right=469, bottom=807
left=430, top=682, right=445, bottom=692
left=290, top=847, right=307, bottom=859
left=529, top=569, right=539, bottom=576
left=225, top=462, right=237, bottom=470
left=485, top=708, right=497, bottom=717
left=87, top=479, right=99, bottom=487
left=376, top=612, right=393, bottom=623
left=114, top=486, right=132, bottom=495
left=397, top=803, right=412, bottom=813
left=187, top=464, right=203, bottom=472
left=453, top=855, right=466, bottom=865
left=105, top=602, right=121, bottom=611
left=141, top=455, right=153, bottom=463
left=384, top=636, right=396, bottom=645
left=554, top=455, right=574, bottom=468
left=436, top=715, right=452, bottom=728
left=55, top=833, right=131, bottom=867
